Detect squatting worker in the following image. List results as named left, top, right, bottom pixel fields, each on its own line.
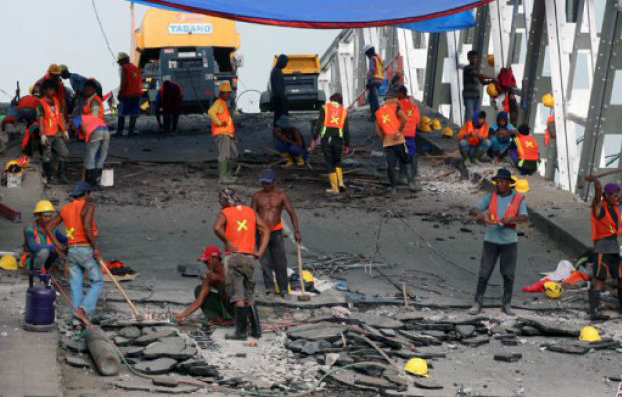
left=584, top=175, right=622, bottom=321
left=47, top=182, right=103, bottom=329
left=176, top=246, right=233, bottom=325
left=214, top=187, right=269, bottom=340
left=311, top=93, right=350, bottom=195
left=469, top=168, right=528, bottom=316
left=23, top=200, right=67, bottom=272
left=208, top=82, right=237, bottom=184
left=251, top=169, right=302, bottom=299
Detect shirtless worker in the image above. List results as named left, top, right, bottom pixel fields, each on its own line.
left=214, top=188, right=270, bottom=340
left=251, top=169, right=302, bottom=299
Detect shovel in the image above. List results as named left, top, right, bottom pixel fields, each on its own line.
left=296, top=243, right=311, bottom=302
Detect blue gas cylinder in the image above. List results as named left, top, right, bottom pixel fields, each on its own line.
left=25, top=272, right=56, bottom=327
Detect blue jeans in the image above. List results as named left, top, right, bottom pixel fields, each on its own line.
left=463, top=96, right=481, bottom=123
left=368, top=81, right=381, bottom=120
left=275, top=140, right=308, bottom=159
left=459, top=138, right=491, bottom=158
left=405, top=137, right=417, bottom=159
left=489, top=136, right=511, bottom=157
left=68, top=247, right=103, bottom=322
left=85, top=128, right=110, bottom=169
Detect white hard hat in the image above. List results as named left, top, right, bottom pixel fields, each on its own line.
left=363, top=44, right=374, bottom=54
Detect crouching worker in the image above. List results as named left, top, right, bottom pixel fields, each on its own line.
left=23, top=200, right=67, bottom=272
left=213, top=188, right=270, bottom=340
left=458, top=111, right=490, bottom=165
left=176, top=246, right=233, bottom=325
left=274, top=116, right=307, bottom=168
left=72, top=115, right=110, bottom=187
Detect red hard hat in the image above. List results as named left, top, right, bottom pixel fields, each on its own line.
left=199, top=246, right=222, bottom=261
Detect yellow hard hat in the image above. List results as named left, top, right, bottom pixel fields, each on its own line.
left=0, top=255, right=17, bottom=271
left=117, top=52, right=130, bottom=62
left=59, top=64, right=68, bottom=72
left=404, top=358, right=428, bottom=377
left=421, top=116, right=431, bottom=125
left=418, top=122, right=432, bottom=133
left=431, top=118, right=442, bottom=131
left=4, top=160, right=19, bottom=171
left=33, top=200, right=55, bottom=214
left=219, top=81, right=232, bottom=93
left=442, top=127, right=454, bottom=138
left=47, top=63, right=61, bottom=75
left=514, top=178, right=530, bottom=194
left=302, top=270, right=314, bottom=283
left=542, top=93, right=554, bottom=108
left=579, top=326, right=601, bottom=342
left=543, top=281, right=563, bottom=299
left=487, top=54, right=495, bottom=67
left=487, top=83, right=499, bottom=98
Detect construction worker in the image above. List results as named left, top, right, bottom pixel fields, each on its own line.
left=33, top=64, right=70, bottom=121
left=213, top=187, right=270, bottom=340
left=12, top=86, right=41, bottom=157
left=116, top=52, right=142, bottom=136
left=462, top=50, right=495, bottom=123
left=458, top=111, right=491, bottom=165
left=311, top=93, right=350, bottom=194
left=60, top=65, right=103, bottom=100
left=469, top=168, right=528, bottom=316
left=544, top=114, right=557, bottom=181
left=72, top=115, right=110, bottom=187
left=270, top=54, right=289, bottom=127
left=155, top=79, right=183, bottom=133
left=80, top=79, right=104, bottom=119
left=46, top=181, right=103, bottom=329
left=23, top=201, right=67, bottom=272
left=251, top=169, right=302, bottom=299
left=176, top=246, right=233, bottom=325
left=274, top=116, right=307, bottom=168
left=363, top=45, right=384, bottom=121
left=396, top=86, right=421, bottom=191
left=583, top=175, right=622, bottom=321
left=508, top=124, right=539, bottom=175
left=488, top=111, right=514, bottom=161
left=37, top=79, right=70, bottom=185
left=208, top=82, right=237, bottom=184
left=375, top=94, right=414, bottom=191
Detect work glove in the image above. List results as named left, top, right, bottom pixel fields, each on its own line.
left=40, top=134, right=49, bottom=146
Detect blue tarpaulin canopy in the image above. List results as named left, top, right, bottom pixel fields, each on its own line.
left=399, top=10, right=475, bottom=32
left=128, top=0, right=490, bottom=29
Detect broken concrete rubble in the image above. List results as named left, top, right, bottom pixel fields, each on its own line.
left=143, top=336, right=197, bottom=360
left=134, top=357, right=179, bottom=375
left=133, top=328, right=178, bottom=346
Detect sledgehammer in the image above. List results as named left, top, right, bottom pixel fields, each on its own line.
left=296, top=243, right=311, bottom=302
left=98, top=258, right=144, bottom=320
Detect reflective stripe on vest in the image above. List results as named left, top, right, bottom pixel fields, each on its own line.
left=223, top=205, right=256, bottom=255
left=375, top=103, right=401, bottom=136
left=488, top=191, right=524, bottom=229
left=515, top=135, right=539, bottom=165
left=321, top=102, right=347, bottom=138
left=591, top=204, right=622, bottom=242
left=211, top=98, right=235, bottom=137
left=398, top=98, right=419, bottom=138
left=83, top=95, right=104, bottom=120
left=40, top=97, right=63, bottom=136
left=372, top=55, right=384, bottom=81
left=545, top=115, right=555, bottom=146
left=60, top=199, right=98, bottom=245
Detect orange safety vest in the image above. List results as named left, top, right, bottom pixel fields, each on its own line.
left=17, top=95, right=40, bottom=110
left=515, top=135, right=539, bottom=164
left=78, top=115, right=107, bottom=142
left=211, top=98, right=235, bottom=137
left=222, top=205, right=256, bottom=255
left=398, top=98, right=419, bottom=138
left=375, top=103, right=401, bottom=136
left=488, top=192, right=524, bottom=229
left=321, top=102, right=347, bottom=138
left=60, top=199, right=98, bottom=246
left=120, top=63, right=143, bottom=97
left=545, top=115, right=555, bottom=146
left=371, top=55, right=384, bottom=81
left=458, top=121, right=490, bottom=141
left=591, top=204, right=622, bottom=242
left=40, top=97, right=64, bottom=137
left=83, top=95, right=104, bottom=120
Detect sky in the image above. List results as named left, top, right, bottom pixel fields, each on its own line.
left=0, top=0, right=339, bottom=112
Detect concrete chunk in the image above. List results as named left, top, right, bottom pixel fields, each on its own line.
left=542, top=342, right=589, bottom=355
left=461, top=335, right=490, bottom=347
left=286, top=325, right=349, bottom=342
left=143, top=337, right=196, bottom=360
left=118, top=326, right=141, bottom=339
left=65, top=355, right=91, bottom=368
left=355, top=313, right=403, bottom=329
left=60, top=336, right=88, bottom=353
left=455, top=325, right=475, bottom=338
left=413, top=378, right=443, bottom=390
left=355, top=375, right=397, bottom=389
left=493, top=353, right=522, bottom=362
left=134, top=329, right=177, bottom=346
left=134, top=358, right=178, bottom=375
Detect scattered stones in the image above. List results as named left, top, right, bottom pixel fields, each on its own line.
left=398, top=330, right=442, bottom=346
left=380, top=328, right=397, bottom=337
left=134, top=358, right=179, bottom=375
left=493, top=353, right=522, bottom=362
left=301, top=341, right=321, bottom=355
left=518, top=318, right=580, bottom=337
left=134, top=329, right=177, bottom=346
left=112, top=336, right=132, bottom=346
left=520, top=325, right=541, bottom=336
left=120, top=346, right=145, bottom=358
left=60, top=336, right=87, bottom=353
left=65, top=355, right=91, bottom=368
left=118, top=326, right=141, bottom=339
left=286, top=325, right=349, bottom=342
left=355, top=312, right=403, bottom=329
left=461, top=335, right=490, bottom=347
left=143, top=336, right=196, bottom=360
left=542, top=342, right=589, bottom=355
left=113, top=378, right=199, bottom=394
left=413, top=378, right=443, bottom=389
left=455, top=325, right=475, bottom=338
left=355, top=374, right=396, bottom=389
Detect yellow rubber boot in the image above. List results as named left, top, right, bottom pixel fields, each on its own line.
left=295, top=155, right=305, bottom=166
left=326, top=173, right=340, bottom=194
left=281, top=154, right=294, bottom=168
left=336, top=167, right=346, bottom=192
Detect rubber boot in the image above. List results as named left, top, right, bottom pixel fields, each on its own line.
left=218, top=161, right=232, bottom=184
left=247, top=305, right=262, bottom=338
left=95, top=168, right=103, bottom=187
left=325, top=173, right=339, bottom=195
left=227, top=160, right=238, bottom=183
left=501, top=278, right=515, bottom=316
left=129, top=115, right=138, bottom=135
left=116, top=116, right=125, bottom=136
left=225, top=306, right=248, bottom=340
left=281, top=154, right=294, bottom=168
left=336, top=167, right=346, bottom=192
left=588, top=289, right=610, bottom=321
left=57, top=161, right=69, bottom=184
left=42, top=162, right=52, bottom=185
left=295, top=155, right=305, bottom=166
left=469, top=279, right=487, bottom=315
left=405, top=162, right=417, bottom=192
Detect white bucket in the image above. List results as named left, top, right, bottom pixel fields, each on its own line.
left=7, top=172, right=22, bottom=188
left=101, top=169, right=114, bottom=187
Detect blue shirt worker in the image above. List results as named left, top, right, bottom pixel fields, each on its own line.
left=23, top=200, right=67, bottom=271
left=468, top=168, right=528, bottom=316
